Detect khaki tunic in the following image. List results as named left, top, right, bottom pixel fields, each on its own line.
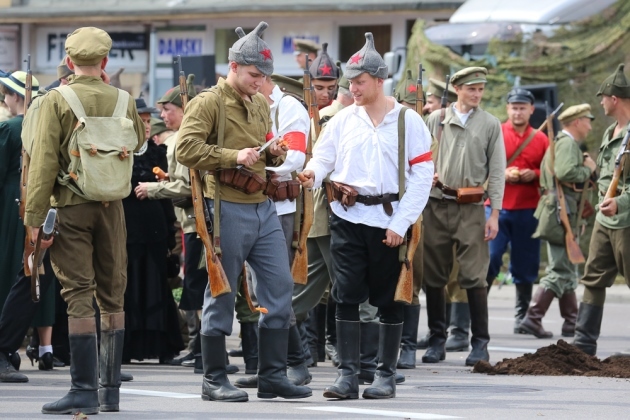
left=176, top=78, right=277, bottom=203
left=24, top=75, right=145, bottom=226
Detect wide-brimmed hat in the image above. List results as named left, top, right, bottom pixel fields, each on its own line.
left=0, top=70, right=41, bottom=99
left=135, top=97, right=159, bottom=114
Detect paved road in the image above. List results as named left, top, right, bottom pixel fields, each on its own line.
left=2, top=284, right=629, bottom=419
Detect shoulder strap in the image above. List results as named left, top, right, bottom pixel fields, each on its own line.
left=205, top=87, right=226, bottom=255
left=506, top=129, right=537, bottom=166
left=112, top=89, right=130, bottom=118
left=55, top=86, right=87, bottom=119
left=398, top=107, right=409, bottom=263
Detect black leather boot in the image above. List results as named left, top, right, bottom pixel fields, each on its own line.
left=519, top=287, right=554, bottom=338
left=323, top=320, right=360, bottom=399
left=99, top=312, right=124, bottom=412
left=9, top=352, right=21, bottom=371
left=287, top=324, right=312, bottom=386
left=422, top=286, right=446, bottom=363
left=257, top=328, right=312, bottom=399
left=514, top=283, right=533, bottom=334
left=241, top=322, right=258, bottom=375
left=0, top=352, right=28, bottom=383
left=325, top=296, right=339, bottom=366
left=200, top=334, right=248, bottom=402
left=358, top=321, right=379, bottom=384
left=559, top=291, right=578, bottom=337
left=41, top=318, right=99, bottom=415
left=397, top=305, right=420, bottom=369
left=573, top=302, right=604, bottom=356
left=297, top=321, right=315, bottom=367
left=363, top=323, right=403, bottom=399
left=465, top=288, right=490, bottom=366
left=445, top=302, right=470, bottom=352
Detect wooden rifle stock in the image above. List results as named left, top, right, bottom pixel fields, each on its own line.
left=21, top=54, right=34, bottom=276
left=604, top=124, right=630, bottom=200
left=291, top=55, right=315, bottom=285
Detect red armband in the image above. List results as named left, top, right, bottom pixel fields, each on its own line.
left=282, top=131, right=306, bottom=153
left=265, top=132, right=274, bottom=141
left=409, top=151, right=432, bottom=165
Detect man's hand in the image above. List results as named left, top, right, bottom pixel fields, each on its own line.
left=519, top=168, right=536, bottom=183
left=30, top=227, right=54, bottom=249
left=298, top=170, right=315, bottom=189
left=269, top=139, right=288, bottom=157
left=584, top=154, right=597, bottom=173
left=485, top=211, right=499, bottom=241
left=432, top=173, right=439, bottom=188
left=383, top=229, right=404, bottom=248
left=101, top=69, right=110, bottom=84
left=134, top=183, right=149, bottom=200
left=600, top=197, right=618, bottom=217
left=237, top=147, right=261, bottom=167
left=505, top=166, right=520, bottom=183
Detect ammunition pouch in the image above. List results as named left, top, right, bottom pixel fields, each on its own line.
left=331, top=181, right=398, bottom=215
left=218, top=167, right=266, bottom=194
left=266, top=180, right=301, bottom=202
left=455, top=187, right=485, bottom=204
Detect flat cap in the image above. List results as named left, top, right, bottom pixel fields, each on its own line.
left=558, top=103, right=595, bottom=124
left=293, top=38, right=320, bottom=55
left=65, top=27, right=112, bottom=66
left=0, top=70, right=40, bottom=99
left=426, top=78, right=457, bottom=104
left=57, top=57, right=74, bottom=80
left=345, top=33, right=388, bottom=80
left=271, top=74, right=303, bottom=99
left=597, top=64, right=630, bottom=98
left=157, top=74, right=196, bottom=107
left=150, top=118, right=169, bottom=138
left=394, top=69, right=423, bottom=105
left=450, top=67, right=488, bottom=86
left=135, top=98, right=159, bottom=114
left=309, top=43, right=339, bottom=80
left=228, top=22, right=274, bottom=76
left=507, top=88, right=535, bottom=104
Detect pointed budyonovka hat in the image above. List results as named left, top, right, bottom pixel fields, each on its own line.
left=597, top=64, right=630, bottom=98
left=309, top=43, right=339, bottom=80
left=345, top=33, right=388, bottom=80
left=426, top=78, right=457, bottom=103
left=228, top=22, right=274, bottom=76
left=0, top=70, right=40, bottom=98
left=394, top=69, right=422, bottom=105
left=558, top=103, right=595, bottom=124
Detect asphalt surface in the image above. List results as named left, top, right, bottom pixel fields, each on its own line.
left=2, top=284, right=629, bottom=419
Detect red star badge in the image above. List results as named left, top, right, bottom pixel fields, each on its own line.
left=349, top=53, right=361, bottom=64
left=407, top=85, right=417, bottom=93
left=259, top=48, right=272, bottom=61
left=320, top=64, right=332, bottom=76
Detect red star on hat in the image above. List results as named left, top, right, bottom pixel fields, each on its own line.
left=407, top=85, right=417, bottom=93
left=320, top=64, right=332, bottom=76
left=260, top=48, right=272, bottom=61
left=349, top=53, right=361, bottom=64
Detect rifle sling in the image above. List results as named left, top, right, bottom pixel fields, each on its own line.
left=398, top=107, right=408, bottom=263
left=207, top=88, right=226, bottom=256
left=506, top=129, right=537, bottom=167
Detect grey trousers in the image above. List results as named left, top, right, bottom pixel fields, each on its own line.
left=201, top=200, right=293, bottom=336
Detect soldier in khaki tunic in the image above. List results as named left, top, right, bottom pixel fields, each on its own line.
left=176, top=22, right=311, bottom=402
left=574, top=65, right=630, bottom=356
left=25, top=27, right=145, bottom=415
left=423, top=67, right=505, bottom=367
left=521, top=104, right=596, bottom=338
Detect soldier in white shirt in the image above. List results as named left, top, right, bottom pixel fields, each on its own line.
left=300, top=33, right=433, bottom=400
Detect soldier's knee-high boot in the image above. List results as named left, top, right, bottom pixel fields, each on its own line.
left=422, top=286, right=446, bottom=363
left=358, top=321, right=379, bottom=384
left=257, top=328, right=312, bottom=399
left=99, top=313, right=125, bottom=412
left=363, top=322, right=403, bottom=399
left=323, top=320, right=360, bottom=399
left=465, top=288, right=490, bottom=366
left=573, top=302, right=604, bottom=356
left=241, top=322, right=258, bottom=375
left=325, top=296, right=339, bottom=366
left=397, top=305, right=420, bottom=369
left=514, top=283, right=533, bottom=334
left=445, top=302, right=470, bottom=352
left=559, top=291, right=578, bottom=337
left=200, top=334, right=248, bottom=402
left=519, top=287, right=554, bottom=338
left=286, top=323, right=312, bottom=386
left=41, top=318, right=99, bottom=415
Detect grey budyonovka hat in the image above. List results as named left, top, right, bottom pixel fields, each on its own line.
left=309, top=43, right=339, bottom=80
left=344, top=33, right=388, bottom=80
left=228, top=21, right=274, bottom=76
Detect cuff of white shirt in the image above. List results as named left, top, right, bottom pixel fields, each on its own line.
left=388, top=218, right=409, bottom=238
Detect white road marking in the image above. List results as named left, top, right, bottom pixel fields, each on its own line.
left=299, top=406, right=461, bottom=419
left=489, top=346, right=541, bottom=353
left=121, top=388, right=199, bottom=399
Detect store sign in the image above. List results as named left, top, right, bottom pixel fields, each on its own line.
left=157, top=31, right=205, bottom=64
left=0, top=27, right=18, bottom=71
left=281, top=35, right=320, bottom=54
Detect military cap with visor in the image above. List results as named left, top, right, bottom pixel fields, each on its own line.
left=0, top=70, right=41, bottom=99
left=293, top=39, right=320, bottom=56
left=157, top=74, right=196, bottom=108
left=149, top=118, right=169, bottom=138
left=450, top=67, right=488, bottom=86
left=271, top=74, right=303, bottom=99
left=57, top=57, right=74, bottom=80
left=506, top=88, right=535, bottom=104
left=345, top=33, right=388, bottom=80
left=426, top=78, right=457, bottom=103
left=558, top=103, right=595, bottom=124
left=597, top=63, right=630, bottom=98
left=394, top=69, right=423, bottom=105
left=228, top=21, right=274, bottom=76
left=65, top=27, right=112, bottom=66
left=336, top=60, right=349, bottom=90
left=309, top=43, right=339, bottom=80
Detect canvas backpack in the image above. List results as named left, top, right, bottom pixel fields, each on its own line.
left=55, top=85, right=139, bottom=201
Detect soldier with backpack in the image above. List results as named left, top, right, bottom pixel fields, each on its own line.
left=24, top=27, right=145, bottom=415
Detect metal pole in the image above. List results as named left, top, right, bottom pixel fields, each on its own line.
left=148, top=25, right=157, bottom=106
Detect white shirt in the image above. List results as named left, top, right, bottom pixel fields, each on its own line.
left=264, top=85, right=310, bottom=215
left=306, top=100, right=434, bottom=237
left=561, top=129, right=575, bottom=141
left=453, top=103, right=474, bottom=125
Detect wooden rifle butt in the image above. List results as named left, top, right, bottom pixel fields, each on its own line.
left=565, top=234, right=585, bottom=264
left=394, top=221, right=421, bottom=304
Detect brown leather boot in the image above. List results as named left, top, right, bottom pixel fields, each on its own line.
left=519, top=288, right=554, bottom=338
left=559, top=291, right=578, bottom=337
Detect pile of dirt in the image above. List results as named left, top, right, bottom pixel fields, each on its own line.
left=473, top=340, right=630, bottom=378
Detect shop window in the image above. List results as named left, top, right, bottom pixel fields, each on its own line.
left=338, top=25, right=391, bottom=62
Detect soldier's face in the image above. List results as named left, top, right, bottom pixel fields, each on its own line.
left=576, top=117, right=593, bottom=140
left=3, top=91, right=19, bottom=117
left=161, top=103, right=184, bottom=131
left=139, top=113, right=151, bottom=140
left=506, top=103, right=534, bottom=129
left=455, top=83, right=485, bottom=108
left=600, top=95, right=616, bottom=116
left=423, top=95, right=440, bottom=115
left=233, top=64, right=266, bottom=97
left=349, top=73, right=381, bottom=106
left=312, top=79, right=337, bottom=107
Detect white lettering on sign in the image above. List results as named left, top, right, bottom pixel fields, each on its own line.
left=158, top=38, right=202, bottom=57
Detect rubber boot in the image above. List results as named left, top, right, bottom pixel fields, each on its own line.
left=363, top=322, right=403, bottom=399
left=241, top=322, right=258, bottom=375
left=0, top=352, right=28, bottom=383
left=325, top=296, right=339, bottom=366
left=559, top=291, right=578, bottom=337
left=465, top=288, right=490, bottom=367
left=573, top=303, right=604, bottom=356
left=358, top=322, right=379, bottom=384
left=519, top=287, right=554, bottom=338
left=445, top=302, right=470, bottom=352
left=397, top=305, right=420, bottom=369
left=323, top=320, right=360, bottom=400
left=514, top=283, right=533, bottom=334
left=421, top=286, right=446, bottom=363
left=200, top=334, right=248, bottom=402
left=257, top=328, right=312, bottom=399
left=99, top=312, right=124, bottom=412
left=41, top=318, right=99, bottom=415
